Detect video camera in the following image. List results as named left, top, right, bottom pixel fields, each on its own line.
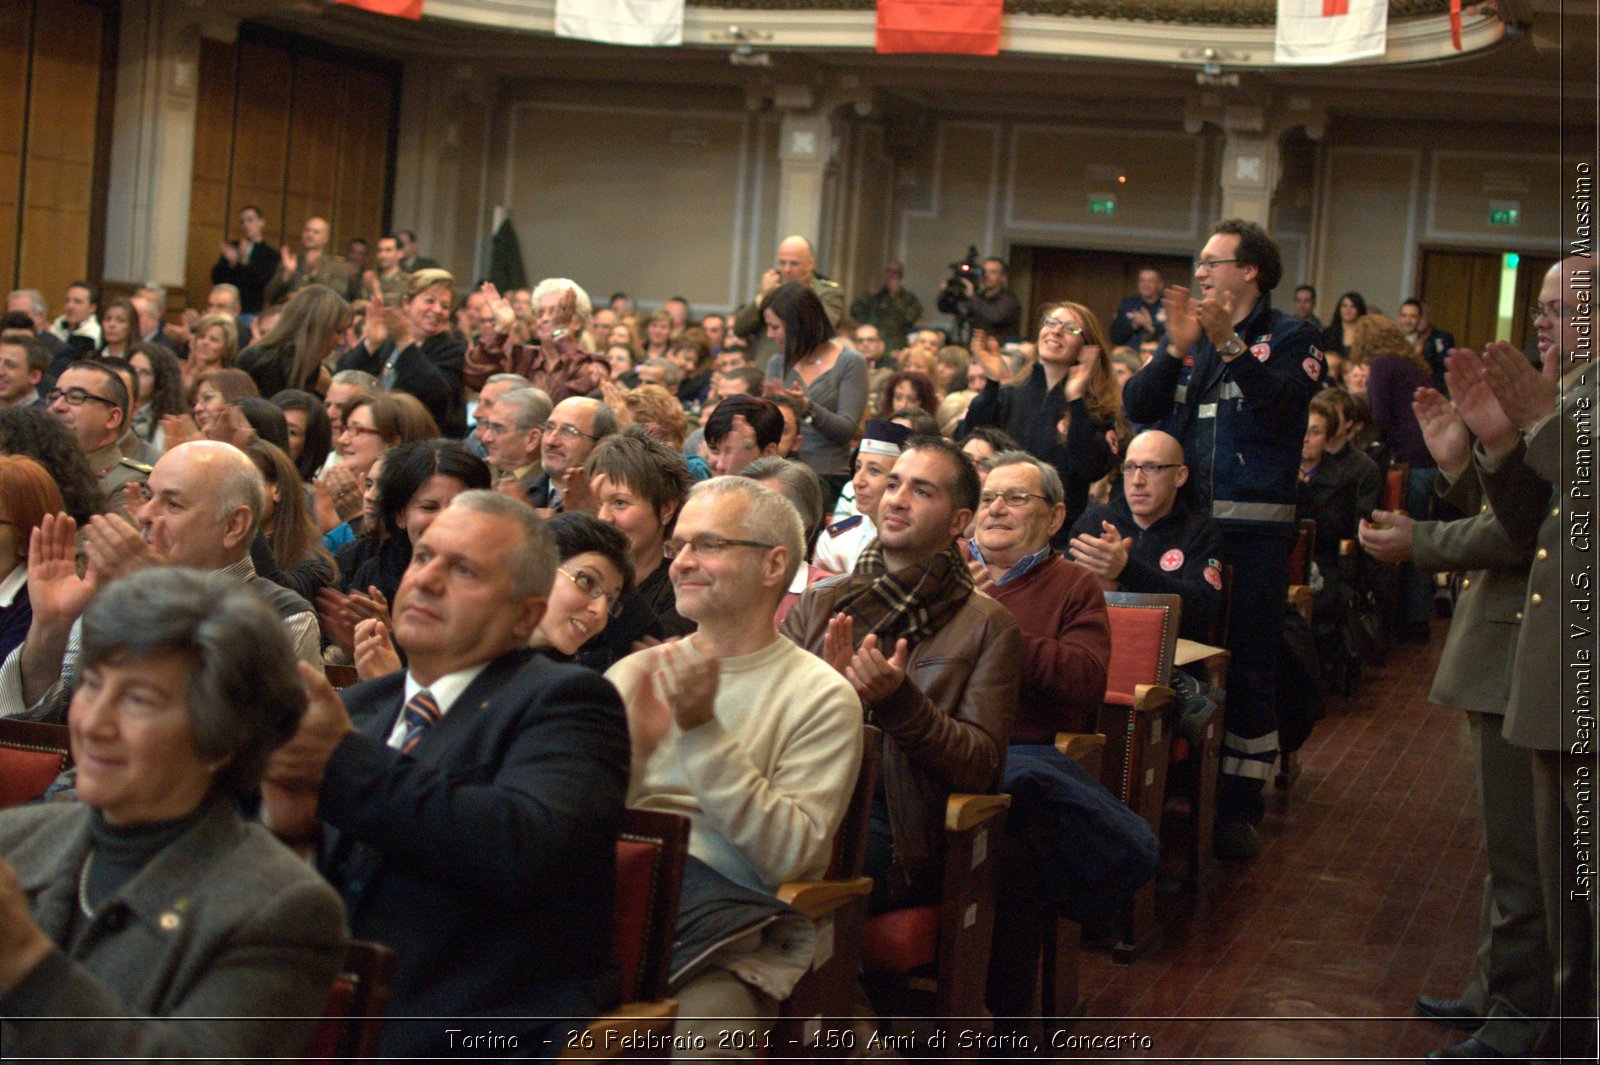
left=936, top=246, right=985, bottom=315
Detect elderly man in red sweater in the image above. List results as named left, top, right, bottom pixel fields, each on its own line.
left=964, top=450, right=1110, bottom=736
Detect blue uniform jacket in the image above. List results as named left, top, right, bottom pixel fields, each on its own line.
left=1121, top=292, right=1323, bottom=535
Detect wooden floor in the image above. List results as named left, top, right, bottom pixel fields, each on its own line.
left=1068, top=617, right=1490, bottom=1062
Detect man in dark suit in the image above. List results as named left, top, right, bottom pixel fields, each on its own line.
left=1398, top=298, right=1455, bottom=388
left=211, top=205, right=281, bottom=317
left=264, top=491, right=630, bottom=1058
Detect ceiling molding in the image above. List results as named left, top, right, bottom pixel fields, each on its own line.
left=417, top=1, right=1504, bottom=68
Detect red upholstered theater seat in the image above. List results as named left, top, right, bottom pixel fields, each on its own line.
left=1104, top=603, right=1170, bottom=701
left=861, top=906, right=939, bottom=975
left=0, top=720, right=72, bottom=809
left=612, top=837, right=664, bottom=1002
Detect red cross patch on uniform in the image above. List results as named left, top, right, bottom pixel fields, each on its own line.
left=1250, top=343, right=1272, bottom=362
left=1204, top=564, right=1223, bottom=590
left=1302, top=356, right=1322, bottom=381
left=1160, top=548, right=1185, bottom=571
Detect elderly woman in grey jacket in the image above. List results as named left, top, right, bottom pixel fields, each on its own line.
left=761, top=282, right=867, bottom=512
left=0, top=568, right=344, bottom=1061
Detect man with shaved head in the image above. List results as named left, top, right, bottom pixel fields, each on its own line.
left=264, top=215, right=356, bottom=305
left=0, top=440, right=321, bottom=721
left=1069, top=429, right=1225, bottom=643
left=732, top=234, right=843, bottom=360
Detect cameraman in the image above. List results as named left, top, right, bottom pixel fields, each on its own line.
left=941, top=256, right=1021, bottom=344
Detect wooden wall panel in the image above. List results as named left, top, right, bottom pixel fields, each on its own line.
left=230, top=39, right=293, bottom=249
left=283, top=57, right=342, bottom=232
left=185, top=36, right=238, bottom=312
left=188, top=30, right=396, bottom=307
left=18, top=0, right=101, bottom=306
left=0, top=0, right=30, bottom=289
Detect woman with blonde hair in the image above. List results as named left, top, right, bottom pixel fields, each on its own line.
left=335, top=269, right=461, bottom=434
left=961, top=299, right=1120, bottom=540
left=1352, top=312, right=1438, bottom=639
left=237, top=283, right=351, bottom=398
left=639, top=307, right=674, bottom=363
left=180, top=313, right=239, bottom=395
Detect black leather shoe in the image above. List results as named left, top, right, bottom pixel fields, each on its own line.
left=1426, top=1036, right=1513, bottom=1059
left=1414, top=995, right=1485, bottom=1031
left=1214, top=821, right=1261, bottom=860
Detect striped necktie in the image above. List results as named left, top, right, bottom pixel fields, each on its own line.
left=399, top=689, right=441, bottom=753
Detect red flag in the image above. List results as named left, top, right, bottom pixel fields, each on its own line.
left=334, top=0, right=424, bottom=18
left=876, top=0, right=1003, bottom=56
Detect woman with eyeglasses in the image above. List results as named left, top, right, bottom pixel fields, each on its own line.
left=313, top=393, right=433, bottom=533
left=959, top=301, right=1122, bottom=543
left=533, top=514, right=634, bottom=660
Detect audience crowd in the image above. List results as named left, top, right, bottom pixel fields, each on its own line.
left=0, top=211, right=1588, bottom=1063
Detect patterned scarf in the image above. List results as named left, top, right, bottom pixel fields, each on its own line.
left=833, top=539, right=975, bottom=650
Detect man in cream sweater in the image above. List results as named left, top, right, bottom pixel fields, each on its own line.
left=607, top=477, right=863, bottom=1057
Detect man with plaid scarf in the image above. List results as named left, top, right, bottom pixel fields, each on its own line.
left=782, top=436, right=1021, bottom=911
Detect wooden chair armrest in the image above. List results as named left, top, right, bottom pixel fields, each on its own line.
left=777, top=877, right=872, bottom=920
left=1054, top=731, right=1106, bottom=763
left=1131, top=683, right=1176, bottom=713
left=1287, top=584, right=1314, bottom=622
left=1055, top=731, right=1107, bottom=779
left=945, top=792, right=1011, bottom=832
left=564, top=1000, right=679, bottom=1060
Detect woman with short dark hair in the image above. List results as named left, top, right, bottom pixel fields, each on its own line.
left=760, top=282, right=867, bottom=510
left=0, top=567, right=345, bottom=1061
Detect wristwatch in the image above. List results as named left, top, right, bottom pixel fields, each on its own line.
left=1220, top=335, right=1246, bottom=358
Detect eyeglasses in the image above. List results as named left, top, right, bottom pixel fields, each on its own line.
left=1121, top=462, right=1182, bottom=477
left=1529, top=302, right=1571, bottom=323
left=341, top=423, right=385, bottom=438
left=479, top=420, right=518, bottom=437
left=662, top=535, right=776, bottom=560
left=979, top=488, right=1050, bottom=508
left=558, top=565, right=624, bottom=618
left=1193, top=258, right=1241, bottom=272
left=542, top=421, right=602, bottom=442
left=47, top=387, right=117, bottom=409
left=1040, top=316, right=1085, bottom=336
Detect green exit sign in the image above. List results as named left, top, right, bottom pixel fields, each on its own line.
left=1088, top=195, right=1117, bottom=218
left=1489, top=204, right=1520, bottom=227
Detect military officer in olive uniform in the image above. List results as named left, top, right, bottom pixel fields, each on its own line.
left=46, top=360, right=148, bottom=520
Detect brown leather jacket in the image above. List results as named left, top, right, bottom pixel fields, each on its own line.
left=781, top=576, right=1020, bottom=902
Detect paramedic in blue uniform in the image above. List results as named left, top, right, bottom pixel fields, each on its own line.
left=1120, top=219, right=1323, bottom=860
